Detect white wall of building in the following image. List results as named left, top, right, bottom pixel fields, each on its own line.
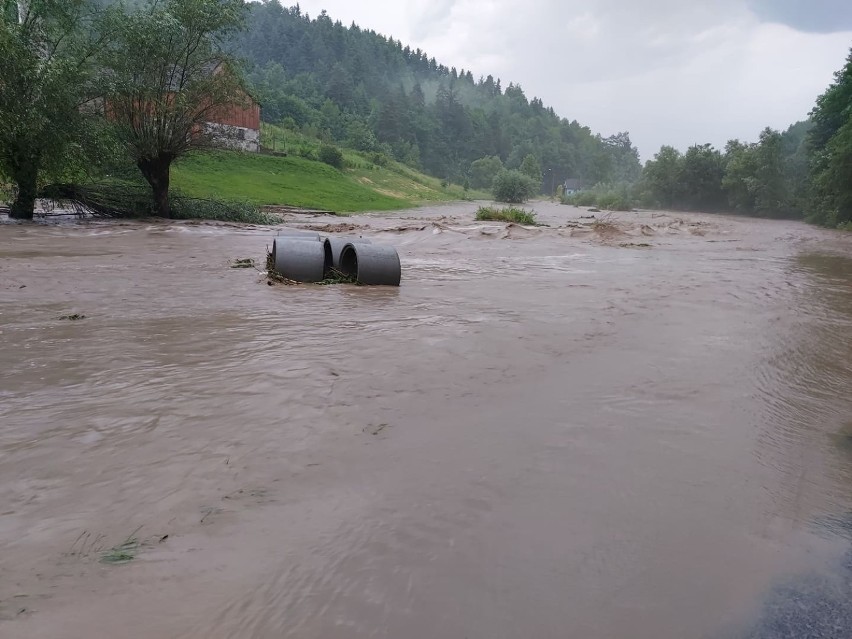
left=204, top=122, right=260, bottom=153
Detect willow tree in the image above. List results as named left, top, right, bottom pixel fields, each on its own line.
left=101, top=0, right=247, bottom=218
left=0, top=0, right=107, bottom=219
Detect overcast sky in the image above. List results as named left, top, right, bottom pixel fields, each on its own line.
left=290, top=0, right=852, bottom=160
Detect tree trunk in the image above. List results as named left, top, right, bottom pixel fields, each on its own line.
left=9, top=159, right=38, bottom=220
left=138, top=155, right=173, bottom=218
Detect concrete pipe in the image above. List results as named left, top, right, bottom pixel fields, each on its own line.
left=272, top=237, right=332, bottom=283
left=276, top=228, right=321, bottom=240
left=339, top=242, right=401, bottom=286
left=325, top=236, right=372, bottom=268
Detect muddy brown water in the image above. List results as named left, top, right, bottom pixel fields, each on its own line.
left=1, top=203, right=851, bottom=638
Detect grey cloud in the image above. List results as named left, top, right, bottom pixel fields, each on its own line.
left=748, top=0, right=852, bottom=33
left=409, top=0, right=456, bottom=40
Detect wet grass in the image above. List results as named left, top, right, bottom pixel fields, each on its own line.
left=100, top=528, right=142, bottom=565
left=39, top=182, right=276, bottom=224
left=261, top=123, right=490, bottom=204
left=229, top=258, right=255, bottom=269
left=170, top=197, right=275, bottom=224
left=475, top=206, right=537, bottom=225
left=172, top=151, right=409, bottom=213
left=171, top=123, right=490, bottom=214
left=59, top=313, right=86, bottom=320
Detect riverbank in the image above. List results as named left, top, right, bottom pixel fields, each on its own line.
left=1, top=203, right=851, bottom=638
left=170, top=148, right=487, bottom=214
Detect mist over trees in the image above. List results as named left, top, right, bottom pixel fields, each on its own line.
left=234, top=1, right=642, bottom=191
left=640, top=50, right=852, bottom=228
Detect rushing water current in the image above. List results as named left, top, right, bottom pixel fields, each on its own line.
left=1, top=203, right=851, bottom=638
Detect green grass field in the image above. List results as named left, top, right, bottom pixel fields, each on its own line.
left=170, top=123, right=488, bottom=213
left=171, top=152, right=408, bottom=212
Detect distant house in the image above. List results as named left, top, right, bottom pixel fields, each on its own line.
left=200, top=63, right=261, bottom=153
left=563, top=179, right=584, bottom=195
left=101, top=61, right=261, bottom=153
left=204, top=96, right=261, bottom=153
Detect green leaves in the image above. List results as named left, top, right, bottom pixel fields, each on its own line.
left=469, top=156, right=503, bottom=190
left=0, top=0, right=111, bottom=217
left=101, top=0, right=248, bottom=161
left=519, top=153, right=542, bottom=183
left=807, top=49, right=852, bottom=227
left=492, top=169, right=538, bottom=204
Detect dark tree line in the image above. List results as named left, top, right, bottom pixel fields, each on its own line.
left=234, top=1, right=641, bottom=190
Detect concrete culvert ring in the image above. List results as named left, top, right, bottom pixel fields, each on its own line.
left=276, top=229, right=321, bottom=240
left=272, top=237, right=332, bottom=283
left=339, top=243, right=401, bottom=286
left=339, top=244, right=359, bottom=279
left=326, top=236, right=372, bottom=268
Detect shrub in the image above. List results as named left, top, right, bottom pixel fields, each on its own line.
left=369, top=151, right=390, bottom=167
left=318, top=144, right=344, bottom=169
left=475, top=205, right=537, bottom=225
left=492, top=169, right=538, bottom=203
left=297, top=146, right=317, bottom=161
left=596, top=193, right=633, bottom=211
left=561, top=184, right=635, bottom=211
left=562, top=191, right=596, bottom=207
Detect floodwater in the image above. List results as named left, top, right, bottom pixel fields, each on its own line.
left=1, top=202, right=851, bottom=639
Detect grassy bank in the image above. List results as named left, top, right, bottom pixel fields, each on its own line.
left=171, top=152, right=408, bottom=212
left=169, top=123, right=488, bottom=214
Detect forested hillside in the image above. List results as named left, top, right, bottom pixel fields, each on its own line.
left=235, top=1, right=641, bottom=190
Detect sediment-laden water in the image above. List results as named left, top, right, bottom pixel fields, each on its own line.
left=1, top=203, right=851, bottom=638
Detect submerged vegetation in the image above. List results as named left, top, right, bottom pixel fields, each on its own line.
left=100, top=528, right=142, bottom=565
left=40, top=181, right=275, bottom=223
left=264, top=249, right=357, bottom=286
left=316, top=268, right=358, bottom=286
left=475, top=206, right=537, bottom=225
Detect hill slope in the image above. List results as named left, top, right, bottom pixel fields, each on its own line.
left=171, top=125, right=486, bottom=212
left=236, top=3, right=641, bottom=190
